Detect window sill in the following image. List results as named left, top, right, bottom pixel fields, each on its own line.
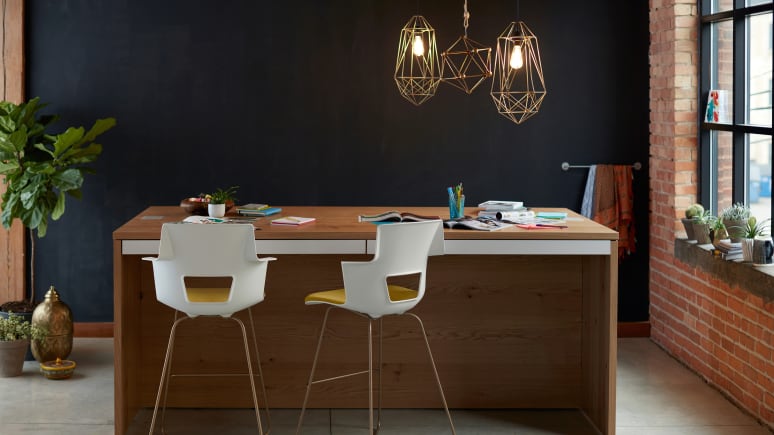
left=674, top=239, right=774, bottom=303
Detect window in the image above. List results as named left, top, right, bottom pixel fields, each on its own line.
left=700, top=1, right=773, bottom=223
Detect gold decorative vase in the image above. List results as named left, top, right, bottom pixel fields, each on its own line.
left=31, top=286, right=73, bottom=363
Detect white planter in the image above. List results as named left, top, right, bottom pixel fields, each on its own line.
left=208, top=203, right=226, bottom=218
left=741, top=238, right=755, bottom=262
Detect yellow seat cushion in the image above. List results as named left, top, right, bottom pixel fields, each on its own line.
left=186, top=287, right=231, bottom=303
left=305, top=288, right=346, bottom=305
left=304, top=285, right=418, bottom=305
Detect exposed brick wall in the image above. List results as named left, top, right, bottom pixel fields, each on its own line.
left=648, top=0, right=774, bottom=430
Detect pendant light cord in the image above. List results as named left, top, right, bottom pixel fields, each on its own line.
left=463, top=0, right=469, bottom=37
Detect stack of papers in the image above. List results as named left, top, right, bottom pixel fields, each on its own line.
left=478, top=200, right=524, bottom=211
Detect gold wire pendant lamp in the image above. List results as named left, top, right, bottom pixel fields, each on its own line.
left=490, top=21, right=546, bottom=124
left=441, top=0, right=492, bottom=94
left=394, top=15, right=442, bottom=106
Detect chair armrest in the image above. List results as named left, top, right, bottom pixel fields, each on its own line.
left=259, top=257, right=277, bottom=262
left=141, top=256, right=157, bottom=262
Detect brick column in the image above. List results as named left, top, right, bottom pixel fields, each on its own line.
left=649, top=1, right=774, bottom=429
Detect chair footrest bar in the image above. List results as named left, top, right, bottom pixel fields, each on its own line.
left=311, top=369, right=370, bottom=385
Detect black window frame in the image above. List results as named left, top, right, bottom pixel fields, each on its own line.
left=699, top=0, right=774, bottom=215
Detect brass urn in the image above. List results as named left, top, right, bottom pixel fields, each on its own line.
left=31, top=286, right=73, bottom=362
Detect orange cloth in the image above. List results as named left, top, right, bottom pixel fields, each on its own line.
left=590, top=164, right=636, bottom=261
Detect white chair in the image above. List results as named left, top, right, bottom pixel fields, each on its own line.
left=296, top=220, right=455, bottom=434
left=143, top=223, right=276, bottom=435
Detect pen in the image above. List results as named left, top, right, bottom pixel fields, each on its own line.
left=536, top=223, right=568, bottom=228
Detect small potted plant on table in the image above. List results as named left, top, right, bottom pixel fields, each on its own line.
left=206, top=186, right=238, bottom=218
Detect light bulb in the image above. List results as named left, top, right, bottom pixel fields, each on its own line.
left=412, top=35, right=425, bottom=56
left=509, top=44, right=523, bottom=69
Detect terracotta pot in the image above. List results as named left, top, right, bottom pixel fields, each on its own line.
left=0, top=339, right=29, bottom=377
left=723, top=218, right=747, bottom=243
left=692, top=222, right=712, bottom=245
left=681, top=218, right=697, bottom=241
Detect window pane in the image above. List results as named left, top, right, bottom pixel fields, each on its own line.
left=707, top=19, right=734, bottom=124
left=747, top=12, right=773, bottom=127
left=712, top=0, right=734, bottom=13
left=714, top=130, right=734, bottom=212
left=746, top=0, right=773, bottom=6
left=748, top=133, right=772, bottom=224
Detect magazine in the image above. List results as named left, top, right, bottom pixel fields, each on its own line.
left=443, top=217, right=512, bottom=231
left=358, top=211, right=441, bottom=223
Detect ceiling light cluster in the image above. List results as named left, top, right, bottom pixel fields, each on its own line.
left=394, top=1, right=546, bottom=125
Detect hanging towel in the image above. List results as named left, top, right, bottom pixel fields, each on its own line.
left=580, top=165, right=597, bottom=218
left=585, top=164, right=636, bottom=261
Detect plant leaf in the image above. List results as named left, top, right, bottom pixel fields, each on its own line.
left=51, top=168, right=83, bottom=191
left=52, top=191, right=66, bottom=220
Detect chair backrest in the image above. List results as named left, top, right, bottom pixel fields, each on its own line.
left=341, top=220, right=444, bottom=317
left=145, top=223, right=274, bottom=317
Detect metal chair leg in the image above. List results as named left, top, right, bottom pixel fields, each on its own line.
left=296, top=306, right=334, bottom=435
left=406, top=313, right=456, bottom=435
left=150, top=312, right=267, bottom=435
left=247, top=307, right=272, bottom=433
left=159, top=311, right=182, bottom=433
left=376, top=317, right=383, bottom=433
left=149, top=314, right=187, bottom=435
left=231, top=315, right=265, bottom=435
left=367, top=319, right=374, bottom=435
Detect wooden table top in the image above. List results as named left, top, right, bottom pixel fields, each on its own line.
left=113, top=206, right=618, bottom=242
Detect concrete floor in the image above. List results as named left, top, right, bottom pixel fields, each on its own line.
left=0, top=338, right=770, bottom=434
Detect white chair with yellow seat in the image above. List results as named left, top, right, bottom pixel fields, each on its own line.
left=143, top=222, right=276, bottom=435
left=295, top=220, right=455, bottom=435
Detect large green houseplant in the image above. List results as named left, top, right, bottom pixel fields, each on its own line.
left=0, top=97, right=116, bottom=311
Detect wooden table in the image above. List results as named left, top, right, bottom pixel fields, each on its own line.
left=113, top=206, right=618, bottom=434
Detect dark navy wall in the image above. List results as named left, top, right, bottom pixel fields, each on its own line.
left=26, top=0, right=650, bottom=322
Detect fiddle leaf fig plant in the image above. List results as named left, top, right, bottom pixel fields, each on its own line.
left=0, top=97, right=116, bottom=305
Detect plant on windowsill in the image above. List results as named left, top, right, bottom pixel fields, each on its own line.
left=681, top=203, right=705, bottom=241
left=720, top=202, right=752, bottom=243
left=690, top=210, right=714, bottom=245
left=709, top=216, right=728, bottom=249
left=739, top=216, right=770, bottom=262
left=0, top=97, right=116, bottom=315
left=205, top=185, right=238, bottom=218
left=0, top=313, right=46, bottom=377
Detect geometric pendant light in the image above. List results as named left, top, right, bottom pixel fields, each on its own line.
left=394, top=15, right=442, bottom=106
left=490, top=21, right=547, bottom=124
left=441, top=0, right=492, bottom=94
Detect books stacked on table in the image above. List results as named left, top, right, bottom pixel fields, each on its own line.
left=478, top=209, right=535, bottom=220
left=477, top=200, right=524, bottom=211
left=715, top=239, right=742, bottom=261
left=236, top=203, right=282, bottom=217
left=477, top=200, right=535, bottom=222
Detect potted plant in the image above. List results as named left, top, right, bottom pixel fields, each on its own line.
left=710, top=216, right=728, bottom=248
left=721, top=202, right=752, bottom=243
left=691, top=209, right=714, bottom=245
left=0, top=312, right=46, bottom=377
left=682, top=203, right=704, bottom=241
left=740, top=216, right=770, bottom=262
left=0, top=97, right=116, bottom=324
left=205, top=186, right=238, bottom=218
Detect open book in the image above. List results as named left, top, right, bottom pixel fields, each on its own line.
left=358, top=211, right=441, bottom=223
left=443, top=218, right=512, bottom=231
left=271, top=216, right=316, bottom=226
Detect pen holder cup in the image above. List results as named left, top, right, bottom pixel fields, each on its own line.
left=449, top=195, right=465, bottom=220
